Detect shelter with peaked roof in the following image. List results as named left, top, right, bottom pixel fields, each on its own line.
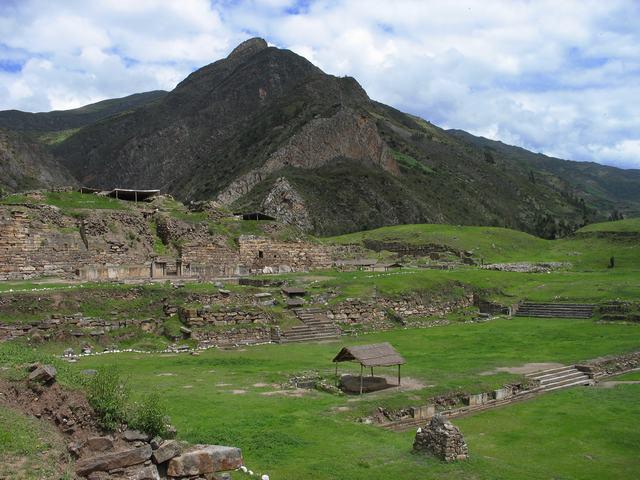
left=333, top=342, right=405, bottom=394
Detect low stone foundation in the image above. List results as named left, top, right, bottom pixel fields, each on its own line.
left=577, top=351, right=640, bottom=379
left=413, top=414, right=468, bottom=462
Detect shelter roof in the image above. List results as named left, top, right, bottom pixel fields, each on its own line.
left=332, top=342, right=405, bottom=367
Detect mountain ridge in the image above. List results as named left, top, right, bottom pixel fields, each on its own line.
left=0, top=37, right=638, bottom=237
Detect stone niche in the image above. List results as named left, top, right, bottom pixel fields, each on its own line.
left=413, top=414, right=469, bottom=462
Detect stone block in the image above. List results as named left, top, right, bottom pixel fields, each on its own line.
left=167, top=445, right=243, bottom=477
left=28, top=364, right=57, bottom=384
left=76, top=445, right=152, bottom=476
left=494, top=388, right=511, bottom=401
left=151, top=440, right=182, bottom=464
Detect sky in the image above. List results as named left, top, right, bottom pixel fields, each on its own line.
left=0, top=0, right=639, bottom=169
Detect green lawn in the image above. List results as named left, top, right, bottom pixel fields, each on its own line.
left=0, top=405, right=71, bottom=479
left=71, top=318, right=640, bottom=479
left=577, top=218, right=640, bottom=233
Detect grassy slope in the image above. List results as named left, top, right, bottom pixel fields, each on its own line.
left=577, top=217, right=640, bottom=233
left=0, top=405, right=71, bottom=480
left=74, top=318, right=640, bottom=480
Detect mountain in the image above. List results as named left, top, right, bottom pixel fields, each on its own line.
left=1, top=37, right=638, bottom=236
left=0, top=129, right=77, bottom=193
left=0, top=90, right=167, bottom=133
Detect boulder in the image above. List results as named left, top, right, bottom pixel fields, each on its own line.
left=167, top=445, right=243, bottom=477
left=28, top=364, right=57, bottom=384
left=118, top=464, right=160, bottom=480
left=85, top=436, right=114, bottom=453
left=75, top=445, right=152, bottom=476
left=151, top=440, right=181, bottom=464
left=123, top=430, right=151, bottom=442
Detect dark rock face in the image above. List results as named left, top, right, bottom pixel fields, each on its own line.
left=0, top=129, right=76, bottom=192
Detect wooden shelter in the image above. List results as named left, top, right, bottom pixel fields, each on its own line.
left=333, top=342, right=405, bottom=394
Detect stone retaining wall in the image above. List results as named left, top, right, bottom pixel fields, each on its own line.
left=577, top=351, right=640, bottom=379
left=0, top=315, right=162, bottom=342
left=326, top=293, right=474, bottom=326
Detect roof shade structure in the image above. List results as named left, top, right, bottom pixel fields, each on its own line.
left=333, top=342, right=405, bottom=394
left=107, top=188, right=160, bottom=202
left=239, top=212, right=276, bottom=221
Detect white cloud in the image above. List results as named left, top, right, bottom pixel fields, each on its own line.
left=0, top=0, right=638, bottom=169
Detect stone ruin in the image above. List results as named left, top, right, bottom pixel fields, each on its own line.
left=413, top=414, right=468, bottom=462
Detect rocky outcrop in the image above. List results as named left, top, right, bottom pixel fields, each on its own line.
left=217, top=107, right=398, bottom=204
left=413, top=415, right=468, bottom=462
left=261, top=177, right=312, bottom=231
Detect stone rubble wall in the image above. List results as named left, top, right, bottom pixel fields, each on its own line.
left=0, top=203, right=335, bottom=281
left=192, top=325, right=275, bottom=348
left=576, top=351, right=640, bottom=379
left=413, top=415, right=468, bottom=462
left=326, top=293, right=474, bottom=326
left=178, top=306, right=272, bottom=327
left=0, top=315, right=162, bottom=342
left=0, top=205, right=154, bottom=281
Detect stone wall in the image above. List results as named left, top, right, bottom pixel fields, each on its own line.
left=192, top=326, right=275, bottom=347
left=0, top=315, right=162, bottom=342
left=238, top=235, right=332, bottom=273
left=0, top=205, right=154, bottom=281
left=178, top=306, right=272, bottom=327
left=576, top=351, right=640, bottom=379
left=0, top=204, right=335, bottom=281
left=326, top=293, right=474, bottom=327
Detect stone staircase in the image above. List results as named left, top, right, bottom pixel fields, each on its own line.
left=525, top=365, right=594, bottom=392
left=380, top=364, right=594, bottom=432
left=515, top=302, right=595, bottom=319
left=278, top=308, right=341, bottom=343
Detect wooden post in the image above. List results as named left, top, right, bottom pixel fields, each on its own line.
left=397, top=364, right=401, bottom=387
left=360, top=363, right=364, bottom=395
left=135, top=191, right=138, bottom=203
left=335, top=363, right=338, bottom=386
left=370, top=367, right=374, bottom=377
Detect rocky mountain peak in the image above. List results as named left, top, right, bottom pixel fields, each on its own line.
left=227, top=37, right=269, bottom=60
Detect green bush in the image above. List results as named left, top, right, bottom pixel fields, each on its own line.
left=86, top=367, right=130, bottom=431
left=128, top=393, right=169, bottom=438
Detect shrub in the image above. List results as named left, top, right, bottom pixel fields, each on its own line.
left=128, top=393, right=169, bottom=438
left=86, top=367, right=130, bottom=431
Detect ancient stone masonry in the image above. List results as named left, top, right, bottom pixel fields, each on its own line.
left=413, top=414, right=469, bottom=462
left=192, top=326, right=275, bottom=348
left=576, top=351, right=640, bottom=379
left=0, top=316, right=162, bottom=342
left=238, top=235, right=332, bottom=273
left=0, top=205, right=154, bottom=281
left=178, top=306, right=272, bottom=327
left=326, top=293, right=474, bottom=327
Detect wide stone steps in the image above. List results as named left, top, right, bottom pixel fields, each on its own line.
left=380, top=365, right=594, bottom=432
left=515, top=302, right=595, bottom=319
left=278, top=308, right=341, bottom=343
left=526, top=365, right=593, bottom=391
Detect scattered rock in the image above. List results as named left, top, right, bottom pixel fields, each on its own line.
left=28, top=364, right=57, bottom=384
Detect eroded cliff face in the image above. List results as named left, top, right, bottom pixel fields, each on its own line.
left=217, top=107, right=398, bottom=204
left=261, top=177, right=312, bottom=231
left=0, top=129, right=76, bottom=192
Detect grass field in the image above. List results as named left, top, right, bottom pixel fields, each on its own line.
left=72, top=318, right=640, bottom=479
left=0, top=405, right=70, bottom=479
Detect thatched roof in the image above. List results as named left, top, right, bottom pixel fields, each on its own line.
left=332, top=342, right=405, bottom=367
